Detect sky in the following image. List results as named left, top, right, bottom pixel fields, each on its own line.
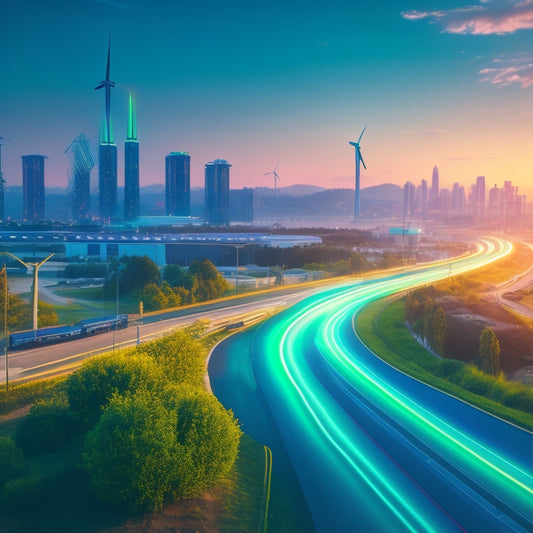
left=1, top=0, right=532, bottom=196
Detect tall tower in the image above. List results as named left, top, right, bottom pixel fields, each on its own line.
left=205, top=159, right=231, bottom=226
left=22, top=155, right=47, bottom=221
left=430, top=165, right=439, bottom=210
left=0, top=137, right=4, bottom=221
left=65, top=133, right=95, bottom=220
left=124, top=93, right=140, bottom=219
left=476, top=175, right=485, bottom=219
left=165, top=152, right=190, bottom=216
left=95, top=39, right=117, bottom=221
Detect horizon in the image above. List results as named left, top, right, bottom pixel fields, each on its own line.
left=1, top=1, right=533, bottom=197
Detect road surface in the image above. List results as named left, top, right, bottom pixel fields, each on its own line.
left=209, top=237, right=533, bottom=532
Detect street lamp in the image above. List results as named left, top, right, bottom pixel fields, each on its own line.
left=2, top=252, right=55, bottom=331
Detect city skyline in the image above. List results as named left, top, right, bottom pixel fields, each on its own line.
left=1, top=1, right=533, bottom=196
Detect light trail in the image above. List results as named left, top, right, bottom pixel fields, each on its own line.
left=248, top=238, right=533, bottom=531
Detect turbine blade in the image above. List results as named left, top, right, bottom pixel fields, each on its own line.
left=358, top=149, right=367, bottom=169
left=274, top=160, right=280, bottom=172
left=358, top=126, right=366, bottom=144
left=106, top=37, right=111, bottom=82
left=262, top=171, right=272, bottom=176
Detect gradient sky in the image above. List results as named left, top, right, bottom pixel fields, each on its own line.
left=1, top=0, right=532, bottom=196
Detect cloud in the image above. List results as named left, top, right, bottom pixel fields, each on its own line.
left=402, top=1, right=533, bottom=35
left=479, top=53, right=533, bottom=87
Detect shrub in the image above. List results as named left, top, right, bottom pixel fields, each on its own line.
left=501, top=386, right=533, bottom=412
left=434, top=359, right=464, bottom=383
left=0, top=437, right=23, bottom=485
left=67, top=350, right=164, bottom=427
left=1, top=474, right=47, bottom=514
left=15, top=399, right=82, bottom=455
left=83, top=390, right=177, bottom=512
left=460, top=366, right=495, bottom=396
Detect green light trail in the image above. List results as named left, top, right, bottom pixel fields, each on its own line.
left=252, top=238, right=533, bottom=531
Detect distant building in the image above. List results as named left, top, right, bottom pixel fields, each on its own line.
left=230, top=187, right=254, bottom=223
left=66, top=133, right=94, bottom=220
left=124, top=93, right=140, bottom=220
left=165, top=152, right=190, bottom=216
left=22, top=154, right=47, bottom=221
left=419, top=179, right=428, bottom=218
left=430, top=165, right=439, bottom=209
left=403, top=181, right=415, bottom=218
left=205, top=159, right=231, bottom=226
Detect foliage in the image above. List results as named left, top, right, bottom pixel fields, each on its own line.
left=350, top=252, right=368, bottom=274
left=67, top=349, right=165, bottom=427
left=63, top=263, right=108, bottom=279
left=189, top=259, right=230, bottom=301
left=120, top=255, right=161, bottom=294
left=405, top=286, right=435, bottom=324
left=1, top=474, right=47, bottom=513
left=422, top=301, right=447, bottom=355
left=15, top=399, right=82, bottom=455
left=83, top=390, right=177, bottom=512
left=0, top=376, right=67, bottom=415
left=479, top=327, right=500, bottom=376
left=163, top=386, right=241, bottom=499
left=37, top=301, right=59, bottom=328
left=163, top=264, right=193, bottom=290
left=0, top=436, right=23, bottom=485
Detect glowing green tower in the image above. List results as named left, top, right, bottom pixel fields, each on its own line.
left=124, top=92, right=140, bottom=219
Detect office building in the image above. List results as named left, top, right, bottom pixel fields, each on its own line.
left=22, top=155, right=46, bottom=221
left=165, top=152, right=190, bottom=216
left=124, top=93, right=140, bottom=220
left=230, top=187, right=254, bottom=223
left=66, top=133, right=94, bottom=220
left=205, top=159, right=231, bottom=226
left=430, top=165, right=439, bottom=209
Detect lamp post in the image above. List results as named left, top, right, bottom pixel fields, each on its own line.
left=2, top=252, right=54, bottom=332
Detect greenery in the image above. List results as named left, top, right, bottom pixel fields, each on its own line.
left=0, top=376, right=67, bottom=415
left=357, top=298, right=533, bottom=431
left=479, top=327, right=500, bottom=376
left=63, top=263, right=108, bottom=279
left=0, top=436, right=23, bottom=486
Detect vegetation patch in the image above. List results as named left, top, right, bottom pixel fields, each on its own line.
left=357, top=298, right=533, bottom=432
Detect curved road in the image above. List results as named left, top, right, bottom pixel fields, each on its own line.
left=210, top=238, right=533, bottom=532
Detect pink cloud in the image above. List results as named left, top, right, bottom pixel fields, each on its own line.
left=479, top=55, right=533, bottom=87
left=402, top=1, right=533, bottom=35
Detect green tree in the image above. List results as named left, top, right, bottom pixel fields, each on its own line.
left=67, top=350, right=164, bottom=427
left=37, top=301, right=58, bottom=328
left=140, top=283, right=168, bottom=311
left=163, top=264, right=193, bottom=290
left=188, top=259, right=230, bottom=302
left=479, top=327, right=500, bottom=376
left=83, top=390, right=177, bottom=511
left=163, top=386, right=241, bottom=499
left=350, top=252, right=368, bottom=274
left=423, top=302, right=446, bottom=355
left=0, top=436, right=23, bottom=486
left=119, top=255, right=161, bottom=294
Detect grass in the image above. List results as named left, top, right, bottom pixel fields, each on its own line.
left=357, top=297, right=533, bottom=432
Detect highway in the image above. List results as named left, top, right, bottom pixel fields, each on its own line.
left=209, top=238, right=533, bottom=532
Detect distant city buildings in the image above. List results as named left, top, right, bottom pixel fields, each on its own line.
left=65, top=133, right=94, bottom=220
left=165, top=152, right=191, bottom=217
left=124, top=93, right=140, bottom=220
left=205, top=159, right=231, bottom=226
left=22, top=155, right=46, bottom=221
left=230, top=187, right=254, bottom=223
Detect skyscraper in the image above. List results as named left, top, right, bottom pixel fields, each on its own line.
left=475, top=175, right=485, bottom=219
left=124, top=93, right=140, bottom=219
left=0, top=137, right=4, bottom=221
left=65, top=133, right=94, bottom=220
left=95, top=39, right=117, bottom=221
left=22, top=155, right=46, bottom=221
left=205, top=159, right=231, bottom=226
left=165, top=152, right=190, bottom=216
left=430, top=165, right=439, bottom=209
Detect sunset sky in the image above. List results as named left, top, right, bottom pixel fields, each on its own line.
left=1, top=0, right=532, bottom=195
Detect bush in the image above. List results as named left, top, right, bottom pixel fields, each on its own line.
left=460, top=367, right=495, bottom=396
left=501, top=386, right=533, bottom=412
left=163, top=386, right=241, bottom=499
left=434, top=359, right=464, bottom=383
left=67, top=350, right=165, bottom=427
left=83, top=390, right=177, bottom=512
left=15, top=399, right=82, bottom=455
left=1, top=474, right=47, bottom=514
left=0, top=437, right=23, bottom=485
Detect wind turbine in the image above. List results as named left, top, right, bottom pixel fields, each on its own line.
left=95, top=37, right=115, bottom=144
left=349, top=127, right=367, bottom=219
left=263, top=161, right=281, bottom=190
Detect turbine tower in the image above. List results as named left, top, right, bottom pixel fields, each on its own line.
left=349, top=127, right=367, bottom=219
left=95, top=37, right=115, bottom=144
left=263, top=161, right=280, bottom=190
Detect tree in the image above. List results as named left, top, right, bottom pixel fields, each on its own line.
left=37, top=301, right=58, bottom=328
left=67, top=350, right=164, bottom=427
left=0, top=436, right=23, bottom=486
left=350, top=252, right=367, bottom=274
left=423, top=302, right=446, bottom=355
left=163, top=264, right=192, bottom=290
left=119, top=255, right=161, bottom=294
left=188, top=259, right=230, bottom=302
left=83, top=390, right=177, bottom=511
left=479, top=327, right=500, bottom=376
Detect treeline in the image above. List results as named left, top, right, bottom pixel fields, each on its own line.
left=0, top=326, right=241, bottom=513
left=406, top=286, right=501, bottom=375
left=104, top=256, right=230, bottom=312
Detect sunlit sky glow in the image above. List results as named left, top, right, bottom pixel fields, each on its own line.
left=1, top=0, right=532, bottom=195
